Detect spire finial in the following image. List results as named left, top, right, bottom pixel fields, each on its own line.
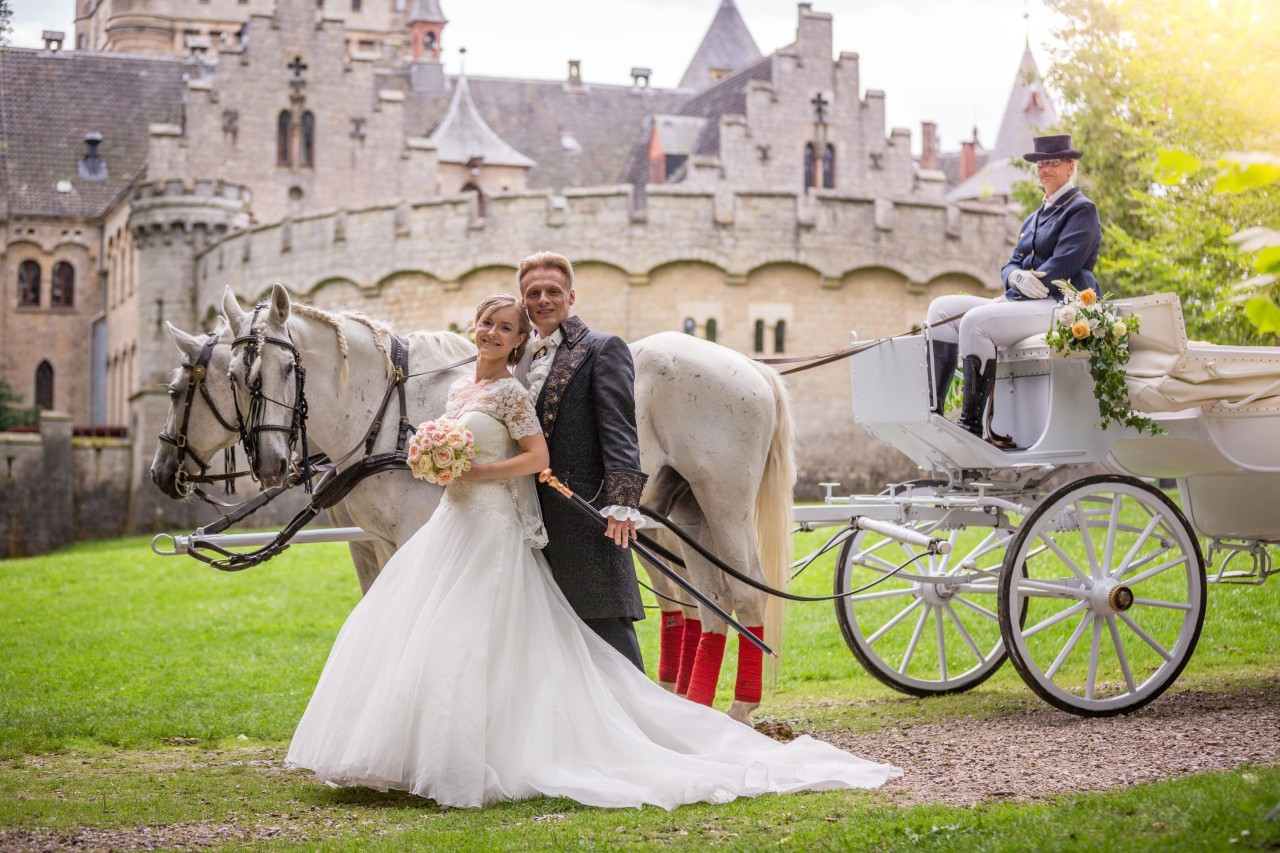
left=458, top=45, right=467, bottom=76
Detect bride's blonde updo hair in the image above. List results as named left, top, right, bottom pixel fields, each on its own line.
left=472, top=293, right=532, bottom=364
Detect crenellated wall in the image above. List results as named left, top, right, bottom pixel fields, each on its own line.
left=190, top=185, right=1015, bottom=493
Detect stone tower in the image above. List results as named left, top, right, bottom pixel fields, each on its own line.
left=408, top=0, right=447, bottom=61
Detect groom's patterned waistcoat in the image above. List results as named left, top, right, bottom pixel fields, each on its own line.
left=535, top=315, right=646, bottom=622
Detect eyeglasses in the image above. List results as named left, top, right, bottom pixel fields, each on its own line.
left=1036, top=158, right=1070, bottom=169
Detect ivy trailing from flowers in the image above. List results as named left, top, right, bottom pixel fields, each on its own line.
left=1044, top=281, right=1164, bottom=434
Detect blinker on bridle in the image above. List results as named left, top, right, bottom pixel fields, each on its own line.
left=230, top=301, right=315, bottom=491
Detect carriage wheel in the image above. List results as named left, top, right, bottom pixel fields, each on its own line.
left=998, top=475, right=1205, bottom=717
left=835, top=522, right=1014, bottom=695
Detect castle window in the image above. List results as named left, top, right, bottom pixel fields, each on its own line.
left=301, top=111, right=316, bottom=168
left=822, top=144, right=835, bottom=188
left=35, top=361, right=54, bottom=410
left=277, top=111, right=292, bottom=166
left=461, top=182, right=486, bottom=218
left=774, top=320, right=786, bottom=354
left=51, top=262, right=75, bottom=308
left=18, top=260, right=40, bottom=306
left=753, top=319, right=765, bottom=353
left=351, top=0, right=362, bottom=9
left=705, top=318, right=717, bottom=343
left=803, top=143, right=815, bottom=189
left=683, top=317, right=696, bottom=335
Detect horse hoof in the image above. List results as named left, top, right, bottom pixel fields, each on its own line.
left=658, top=680, right=677, bottom=693
left=727, top=700, right=758, bottom=725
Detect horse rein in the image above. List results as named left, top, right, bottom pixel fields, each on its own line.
left=158, top=334, right=252, bottom=499
left=755, top=309, right=971, bottom=375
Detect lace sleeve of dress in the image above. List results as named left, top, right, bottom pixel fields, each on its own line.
left=443, top=376, right=472, bottom=419
left=495, top=379, right=542, bottom=439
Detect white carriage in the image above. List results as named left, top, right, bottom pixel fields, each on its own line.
left=794, top=292, right=1280, bottom=716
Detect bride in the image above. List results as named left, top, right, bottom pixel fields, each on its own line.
left=286, top=294, right=900, bottom=809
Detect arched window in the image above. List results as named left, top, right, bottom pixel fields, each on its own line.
left=300, top=111, right=315, bottom=168
left=35, top=361, right=54, bottom=410
left=822, top=144, right=835, bottom=188
left=277, top=111, right=292, bottom=166
left=774, top=320, right=786, bottom=354
left=704, top=318, right=717, bottom=343
left=683, top=317, right=696, bottom=335
left=18, top=260, right=40, bottom=306
left=753, top=319, right=765, bottom=353
left=803, top=143, right=815, bottom=189
left=51, top=262, right=75, bottom=307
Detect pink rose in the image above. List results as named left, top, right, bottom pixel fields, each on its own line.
left=445, top=430, right=465, bottom=448
left=407, top=445, right=422, bottom=462
left=427, top=427, right=447, bottom=445
left=436, top=469, right=455, bottom=486
left=432, top=446, right=455, bottom=468
left=464, top=446, right=476, bottom=460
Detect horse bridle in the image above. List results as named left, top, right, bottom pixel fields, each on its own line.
left=230, top=302, right=314, bottom=490
left=158, top=334, right=247, bottom=498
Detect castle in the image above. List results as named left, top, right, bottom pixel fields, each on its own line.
left=0, top=0, right=1056, bottom=533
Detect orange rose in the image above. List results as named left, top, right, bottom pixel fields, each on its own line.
left=1071, top=320, right=1091, bottom=340
left=1079, top=288, right=1098, bottom=306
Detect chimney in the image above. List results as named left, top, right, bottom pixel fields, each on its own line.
left=42, top=30, right=65, bottom=51
left=920, top=121, right=939, bottom=171
left=960, top=142, right=977, bottom=182
left=631, top=66, right=651, bottom=88
left=79, top=132, right=108, bottom=181
left=567, top=59, right=582, bottom=86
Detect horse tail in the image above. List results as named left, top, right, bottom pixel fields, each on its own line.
left=750, top=360, right=796, bottom=669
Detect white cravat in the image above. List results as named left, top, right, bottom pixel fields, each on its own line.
left=525, top=329, right=562, bottom=400
left=1043, top=176, right=1076, bottom=208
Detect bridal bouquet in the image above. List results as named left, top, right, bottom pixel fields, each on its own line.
left=1044, top=282, right=1163, bottom=435
left=407, top=418, right=475, bottom=485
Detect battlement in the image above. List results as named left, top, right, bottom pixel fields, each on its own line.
left=129, top=180, right=251, bottom=246
left=194, top=184, right=1014, bottom=316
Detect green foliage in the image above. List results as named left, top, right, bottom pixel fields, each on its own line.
left=0, top=377, right=35, bottom=430
left=1046, top=0, right=1280, bottom=345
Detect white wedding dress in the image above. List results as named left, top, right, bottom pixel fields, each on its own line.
left=286, top=377, right=899, bottom=809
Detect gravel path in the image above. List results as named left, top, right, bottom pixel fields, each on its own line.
left=828, top=682, right=1280, bottom=806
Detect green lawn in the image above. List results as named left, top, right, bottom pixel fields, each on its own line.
left=1, top=529, right=1278, bottom=848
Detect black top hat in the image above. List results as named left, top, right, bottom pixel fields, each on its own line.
left=1023, top=134, right=1083, bottom=162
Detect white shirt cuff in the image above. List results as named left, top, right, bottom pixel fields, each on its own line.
left=600, top=505, right=646, bottom=528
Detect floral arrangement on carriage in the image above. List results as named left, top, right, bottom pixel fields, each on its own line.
left=1045, top=281, right=1164, bottom=435
left=407, top=418, right=476, bottom=485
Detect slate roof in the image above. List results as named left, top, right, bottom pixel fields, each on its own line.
left=406, top=75, right=686, bottom=191
left=407, top=0, right=446, bottom=23
left=0, top=48, right=187, bottom=219
left=678, top=0, right=763, bottom=90
left=949, top=46, right=1057, bottom=201
left=428, top=75, right=536, bottom=168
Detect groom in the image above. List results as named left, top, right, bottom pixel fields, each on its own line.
left=515, top=251, right=647, bottom=671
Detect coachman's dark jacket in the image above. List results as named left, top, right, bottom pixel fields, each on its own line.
left=1001, top=186, right=1103, bottom=302
left=530, top=315, right=646, bottom=623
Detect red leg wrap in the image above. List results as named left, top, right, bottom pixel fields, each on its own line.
left=674, top=618, right=702, bottom=695
left=657, top=610, right=685, bottom=684
left=734, top=626, right=766, bottom=704
left=685, top=631, right=727, bottom=706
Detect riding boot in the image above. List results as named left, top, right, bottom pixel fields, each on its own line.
left=956, top=355, right=996, bottom=438
left=929, top=340, right=959, bottom=415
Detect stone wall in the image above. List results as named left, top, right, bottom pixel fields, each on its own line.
left=194, top=186, right=1012, bottom=495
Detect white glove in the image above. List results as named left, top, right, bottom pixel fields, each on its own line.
left=1009, top=268, right=1049, bottom=299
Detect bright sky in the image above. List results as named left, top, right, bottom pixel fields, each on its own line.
left=7, top=0, right=1062, bottom=153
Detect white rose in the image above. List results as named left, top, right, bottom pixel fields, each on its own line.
left=1114, top=321, right=1128, bottom=337
left=1059, top=306, right=1077, bottom=325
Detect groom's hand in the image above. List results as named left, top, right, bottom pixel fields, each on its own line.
left=605, top=517, right=637, bottom=548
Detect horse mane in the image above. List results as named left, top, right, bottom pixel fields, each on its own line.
left=252, top=299, right=473, bottom=386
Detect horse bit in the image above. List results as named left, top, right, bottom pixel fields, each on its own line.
left=158, top=334, right=247, bottom=499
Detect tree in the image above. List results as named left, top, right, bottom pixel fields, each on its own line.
left=1045, top=0, right=1280, bottom=344
left=0, top=377, right=36, bottom=430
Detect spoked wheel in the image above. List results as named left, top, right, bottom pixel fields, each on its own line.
left=835, top=521, right=1016, bottom=695
left=998, top=475, right=1206, bottom=717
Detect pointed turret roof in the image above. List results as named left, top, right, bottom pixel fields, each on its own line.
left=428, top=75, right=535, bottom=168
left=678, top=0, right=762, bottom=90
left=949, top=46, right=1058, bottom=202
left=408, top=0, right=446, bottom=24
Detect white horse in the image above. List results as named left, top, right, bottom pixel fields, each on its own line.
left=156, top=284, right=794, bottom=722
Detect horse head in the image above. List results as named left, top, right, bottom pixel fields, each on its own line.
left=150, top=317, right=240, bottom=498
left=225, top=283, right=304, bottom=488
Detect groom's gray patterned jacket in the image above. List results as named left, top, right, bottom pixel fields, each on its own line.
left=522, top=314, right=646, bottom=623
